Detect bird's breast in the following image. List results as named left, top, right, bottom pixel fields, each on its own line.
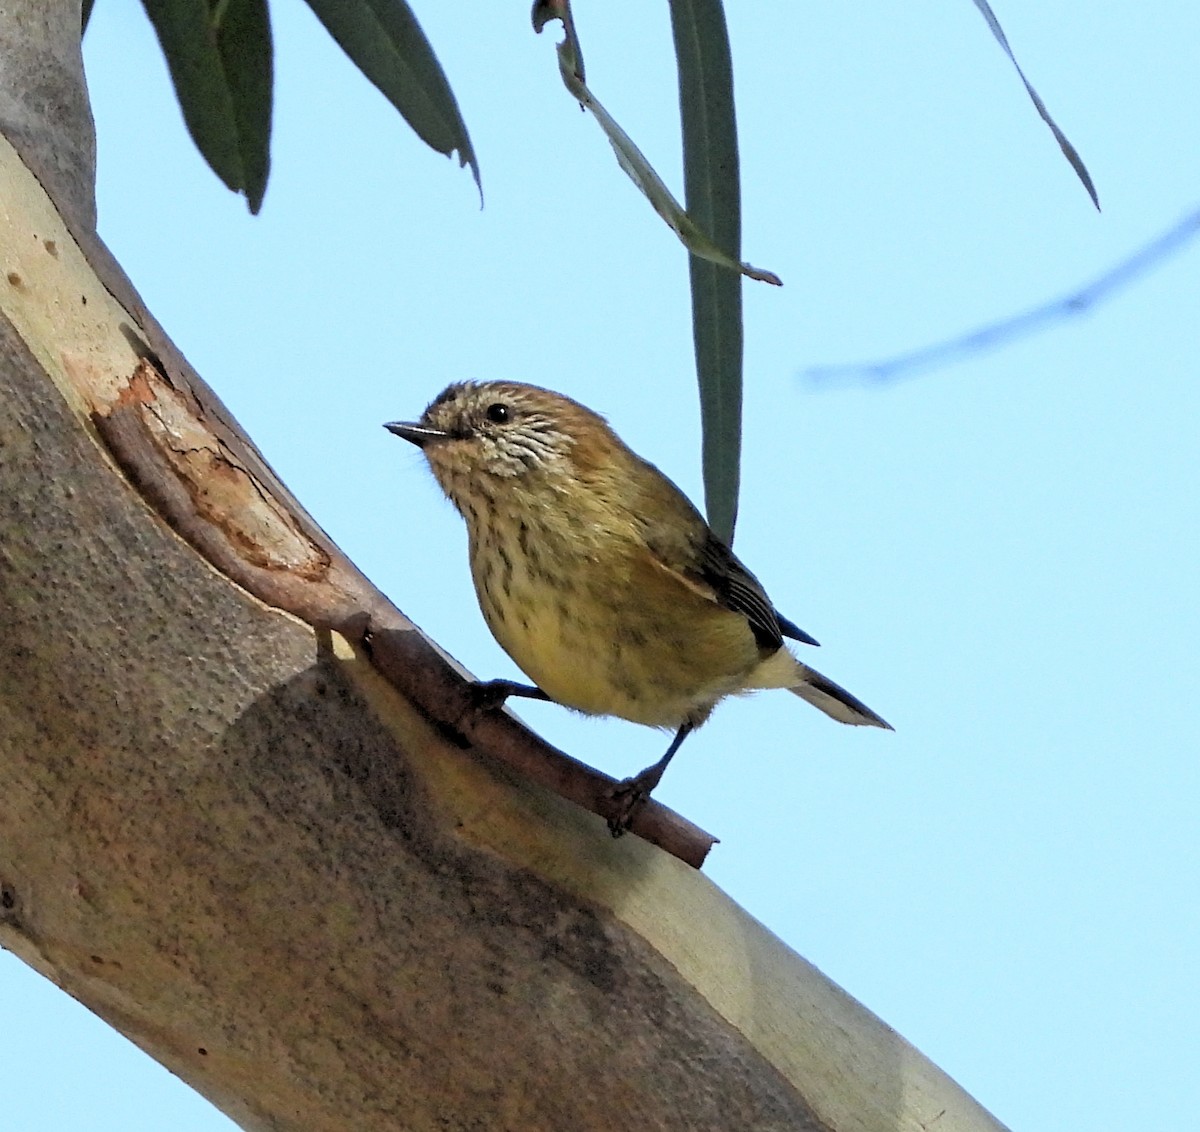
left=464, top=511, right=766, bottom=728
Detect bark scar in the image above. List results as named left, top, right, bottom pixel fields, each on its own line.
left=95, top=358, right=330, bottom=580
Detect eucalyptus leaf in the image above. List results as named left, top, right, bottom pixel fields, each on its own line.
left=141, top=0, right=272, bottom=212
left=970, top=0, right=1099, bottom=209
left=670, top=0, right=743, bottom=543
left=535, top=2, right=780, bottom=290
left=305, top=0, right=479, bottom=192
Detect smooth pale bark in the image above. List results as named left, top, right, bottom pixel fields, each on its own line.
left=0, top=8, right=1011, bottom=1132
left=0, top=1, right=95, bottom=227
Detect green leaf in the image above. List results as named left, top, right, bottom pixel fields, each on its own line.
left=305, top=0, right=479, bottom=193
left=141, top=0, right=273, bottom=213
left=669, top=0, right=743, bottom=544
left=533, top=2, right=779, bottom=291
left=533, top=0, right=773, bottom=542
left=969, top=0, right=1099, bottom=209
left=218, top=0, right=272, bottom=212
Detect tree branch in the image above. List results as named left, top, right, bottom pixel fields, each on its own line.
left=0, top=8, right=1010, bottom=1129
left=805, top=206, right=1200, bottom=385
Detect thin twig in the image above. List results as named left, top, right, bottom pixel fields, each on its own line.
left=805, top=206, right=1200, bottom=386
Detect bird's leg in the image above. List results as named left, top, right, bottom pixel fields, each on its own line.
left=607, top=721, right=694, bottom=837
left=467, top=678, right=552, bottom=713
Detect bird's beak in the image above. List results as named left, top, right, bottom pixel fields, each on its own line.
left=384, top=421, right=452, bottom=448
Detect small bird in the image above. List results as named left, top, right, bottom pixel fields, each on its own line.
left=386, top=381, right=890, bottom=832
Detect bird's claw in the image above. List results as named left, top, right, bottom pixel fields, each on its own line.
left=606, top=778, right=651, bottom=837
left=465, top=679, right=515, bottom=714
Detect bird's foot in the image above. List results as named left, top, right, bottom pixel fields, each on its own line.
left=605, top=725, right=692, bottom=837
left=465, top=679, right=550, bottom=714
left=457, top=679, right=553, bottom=734
left=466, top=679, right=515, bottom=713
left=606, top=773, right=656, bottom=838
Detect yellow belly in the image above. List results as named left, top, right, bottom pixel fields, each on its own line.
left=468, top=527, right=768, bottom=728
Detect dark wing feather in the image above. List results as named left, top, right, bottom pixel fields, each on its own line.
left=632, top=454, right=820, bottom=650
left=697, top=535, right=818, bottom=650
left=777, top=612, right=820, bottom=647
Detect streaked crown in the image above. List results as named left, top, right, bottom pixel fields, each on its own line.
left=411, top=380, right=617, bottom=481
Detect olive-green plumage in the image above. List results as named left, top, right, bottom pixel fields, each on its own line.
left=386, top=381, right=889, bottom=812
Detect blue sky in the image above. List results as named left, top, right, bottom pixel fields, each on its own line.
left=3, top=1, right=1197, bottom=1128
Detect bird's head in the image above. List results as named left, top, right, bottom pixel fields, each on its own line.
left=386, top=380, right=618, bottom=498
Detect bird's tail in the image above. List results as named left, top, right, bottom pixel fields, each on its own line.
left=789, top=663, right=893, bottom=730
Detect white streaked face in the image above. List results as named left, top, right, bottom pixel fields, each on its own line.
left=405, top=381, right=579, bottom=487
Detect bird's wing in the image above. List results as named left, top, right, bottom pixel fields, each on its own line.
left=645, top=528, right=819, bottom=651
left=632, top=455, right=819, bottom=651
left=776, top=611, right=820, bottom=647
left=697, top=535, right=822, bottom=650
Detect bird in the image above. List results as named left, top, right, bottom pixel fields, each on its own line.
left=386, top=380, right=890, bottom=832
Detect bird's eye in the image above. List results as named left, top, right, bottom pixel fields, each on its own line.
left=485, top=403, right=510, bottom=424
